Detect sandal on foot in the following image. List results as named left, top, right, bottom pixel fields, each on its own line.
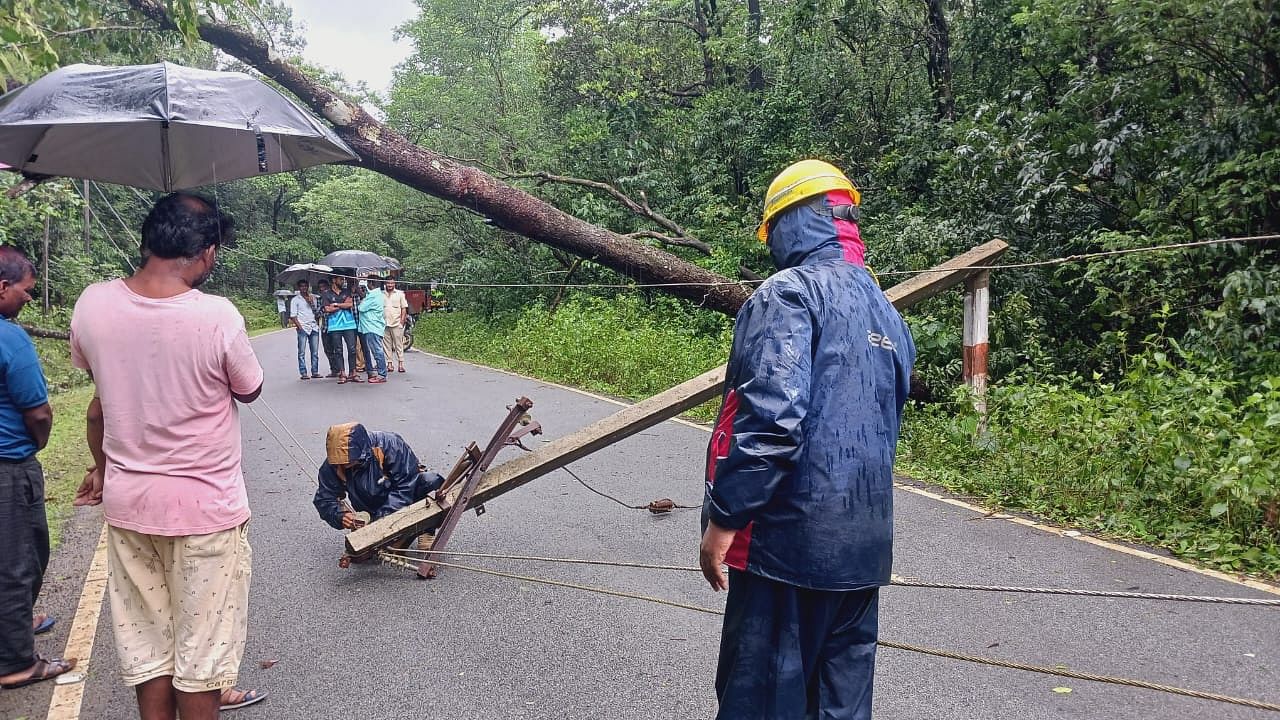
left=220, top=687, right=268, bottom=710
left=311, top=373, right=322, bottom=379
left=33, top=614, right=55, bottom=635
left=349, top=376, right=364, bottom=383
left=0, top=655, right=77, bottom=689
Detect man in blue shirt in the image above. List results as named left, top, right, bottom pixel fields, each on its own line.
left=356, top=280, right=388, bottom=383
left=320, top=277, right=359, bottom=383
left=0, top=245, right=76, bottom=689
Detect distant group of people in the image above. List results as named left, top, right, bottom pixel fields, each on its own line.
left=288, top=275, right=409, bottom=384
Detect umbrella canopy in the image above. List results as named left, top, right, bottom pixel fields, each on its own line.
left=276, top=262, right=334, bottom=288
left=318, top=250, right=400, bottom=275
left=0, top=62, right=358, bottom=191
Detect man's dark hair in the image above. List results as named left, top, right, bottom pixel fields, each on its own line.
left=140, top=193, right=235, bottom=261
left=0, top=245, right=35, bottom=284
left=296, top=279, right=310, bottom=289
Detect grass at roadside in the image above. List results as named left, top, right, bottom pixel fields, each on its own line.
left=229, top=295, right=283, bottom=336
left=414, top=296, right=731, bottom=421
left=41, top=385, right=95, bottom=548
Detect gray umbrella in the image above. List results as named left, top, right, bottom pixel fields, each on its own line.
left=276, top=262, right=335, bottom=288
left=0, top=62, right=358, bottom=191
left=318, top=250, right=400, bottom=275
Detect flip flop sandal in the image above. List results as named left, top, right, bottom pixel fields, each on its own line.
left=0, top=656, right=77, bottom=689
left=33, top=615, right=55, bottom=635
left=337, top=376, right=348, bottom=384
left=220, top=687, right=268, bottom=710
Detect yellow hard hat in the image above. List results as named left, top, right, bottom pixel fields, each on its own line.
left=757, top=159, right=860, bottom=242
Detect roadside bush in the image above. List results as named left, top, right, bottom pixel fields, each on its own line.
left=416, top=294, right=732, bottom=419
left=900, top=341, right=1280, bottom=576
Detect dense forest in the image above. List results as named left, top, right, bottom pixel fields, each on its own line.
left=1, top=0, right=1277, bottom=574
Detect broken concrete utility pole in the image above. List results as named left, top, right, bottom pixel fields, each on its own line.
left=347, top=240, right=1009, bottom=556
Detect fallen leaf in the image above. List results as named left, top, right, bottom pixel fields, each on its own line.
left=260, top=659, right=277, bottom=669
left=1052, top=687, right=1072, bottom=694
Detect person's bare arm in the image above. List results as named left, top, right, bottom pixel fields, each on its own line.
left=74, top=393, right=105, bottom=506
left=21, top=402, right=52, bottom=451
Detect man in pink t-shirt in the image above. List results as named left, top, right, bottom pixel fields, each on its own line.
left=71, top=194, right=266, bottom=720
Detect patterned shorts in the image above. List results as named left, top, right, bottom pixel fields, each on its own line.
left=106, top=523, right=252, bottom=692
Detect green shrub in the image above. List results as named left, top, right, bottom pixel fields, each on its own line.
left=416, top=294, right=732, bottom=420
left=901, top=342, right=1280, bottom=576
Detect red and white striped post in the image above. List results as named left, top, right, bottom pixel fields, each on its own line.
left=962, top=270, right=990, bottom=433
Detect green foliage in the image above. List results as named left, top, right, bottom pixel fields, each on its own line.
left=416, top=295, right=732, bottom=419
left=228, top=295, right=281, bottom=336
left=901, top=338, right=1280, bottom=577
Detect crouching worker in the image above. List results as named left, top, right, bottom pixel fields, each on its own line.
left=313, top=423, right=444, bottom=556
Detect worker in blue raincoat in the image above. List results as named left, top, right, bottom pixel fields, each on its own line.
left=314, top=422, right=444, bottom=543
left=700, top=160, right=915, bottom=720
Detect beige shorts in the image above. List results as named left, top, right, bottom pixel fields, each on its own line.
left=106, top=523, right=252, bottom=692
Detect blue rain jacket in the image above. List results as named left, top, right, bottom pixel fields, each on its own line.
left=314, top=424, right=443, bottom=529
left=703, top=193, right=916, bottom=591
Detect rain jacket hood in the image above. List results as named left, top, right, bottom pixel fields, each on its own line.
left=326, top=422, right=372, bottom=466
left=314, top=425, right=443, bottom=529
left=704, top=196, right=914, bottom=591
left=767, top=190, right=865, bottom=270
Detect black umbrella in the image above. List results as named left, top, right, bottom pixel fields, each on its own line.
left=0, top=62, right=358, bottom=191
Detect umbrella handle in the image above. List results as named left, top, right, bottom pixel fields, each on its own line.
left=254, top=125, right=267, bottom=173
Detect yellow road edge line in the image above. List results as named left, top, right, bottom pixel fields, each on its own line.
left=47, top=523, right=110, bottom=720
left=269, top=336, right=1280, bottom=595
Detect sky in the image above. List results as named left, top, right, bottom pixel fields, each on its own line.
left=282, top=0, right=420, bottom=96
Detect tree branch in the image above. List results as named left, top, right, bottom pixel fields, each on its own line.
left=510, top=171, right=709, bottom=255
left=625, top=230, right=712, bottom=254
left=21, top=324, right=69, bottom=341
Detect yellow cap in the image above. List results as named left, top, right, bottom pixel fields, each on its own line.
left=757, top=159, right=860, bottom=242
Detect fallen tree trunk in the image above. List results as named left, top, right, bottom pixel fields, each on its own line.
left=126, top=0, right=752, bottom=316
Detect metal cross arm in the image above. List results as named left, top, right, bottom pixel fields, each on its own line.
left=417, top=398, right=535, bottom=578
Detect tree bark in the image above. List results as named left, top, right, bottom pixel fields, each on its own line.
left=746, top=0, right=765, bottom=91
left=923, top=0, right=956, bottom=121
left=125, top=0, right=752, bottom=317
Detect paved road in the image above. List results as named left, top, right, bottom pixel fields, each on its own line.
left=6, top=329, right=1279, bottom=719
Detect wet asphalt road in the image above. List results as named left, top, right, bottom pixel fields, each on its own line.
left=6, top=328, right=1278, bottom=720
